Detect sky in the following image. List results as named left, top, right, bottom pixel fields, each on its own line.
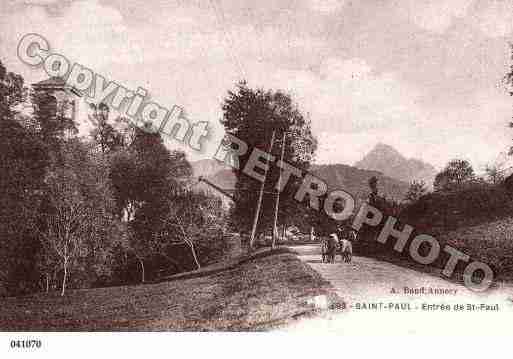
left=1, top=0, right=513, bottom=172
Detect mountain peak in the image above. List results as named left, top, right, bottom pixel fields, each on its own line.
left=355, top=143, right=436, bottom=185
left=373, top=142, right=401, bottom=153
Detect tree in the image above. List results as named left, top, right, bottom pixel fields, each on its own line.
left=36, top=140, right=118, bottom=295
left=109, top=149, right=140, bottom=221
left=368, top=176, right=379, bottom=204
left=0, top=60, right=48, bottom=296
left=155, top=191, right=226, bottom=271
left=0, top=60, right=25, bottom=121
left=0, top=118, right=47, bottom=294
left=365, top=175, right=400, bottom=215
left=404, top=180, right=428, bottom=203
left=38, top=166, right=92, bottom=296
left=502, top=47, right=513, bottom=157
left=78, top=145, right=122, bottom=289
left=109, top=123, right=192, bottom=282
left=88, top=103, right=124, bottom=154
left=221, top=82, right=317, bottom=241
left=35, top=241, right=59, bottom=293
left=110, top=125, right=192, bottom=220
left=434, top=159, right=475, bottom=192
left=485, top=163, right=505, bottom=185
left=127, top=226, right=149, bottom=283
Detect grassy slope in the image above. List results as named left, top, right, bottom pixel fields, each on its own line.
left=358, top=216, right=513, bottom=286
left=438, top=217, right=513, bottom=282
left=0, top=251, right=338, bottom=331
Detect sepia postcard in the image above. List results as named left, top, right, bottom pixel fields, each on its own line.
left=1, top=0, right=513, bottom=356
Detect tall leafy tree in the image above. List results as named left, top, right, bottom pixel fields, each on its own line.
left=88, top=103, right=124, bottom=154
left=110, top=125, right=192, bottom=220
left=109, top=124, right=192, bottom=281
left=434, top=159, right=475, bottom=192
left=485, top=163, right=505, bottom=185
left=0, top=61, right=25, bottom=121
left=36, top=140, right=118, bottom=295
left=0, top=60, right=47, bottom=295
left=221, top=82, right=317, bottom=239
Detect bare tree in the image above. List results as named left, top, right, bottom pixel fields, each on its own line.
left=156, top=193, right=226, bottom=271
left=39, top=169, right=92, bottom=296
left=165, top=207, right=202, bottom=270
left=128, top=227, right=150, bottom=283
left=34, top=241, right=58, bottom=293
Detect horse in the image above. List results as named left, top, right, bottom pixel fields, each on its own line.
left=337, top=228, right=357, bottom=263
left=321, top=236, right=337, bottom=263
left=338, top=239, right=352, bottom=263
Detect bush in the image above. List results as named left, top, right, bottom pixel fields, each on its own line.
left=198, top=232, right=243, bottom=264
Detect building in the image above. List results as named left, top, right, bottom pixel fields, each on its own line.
left=32, top=77, right=81, bottom=120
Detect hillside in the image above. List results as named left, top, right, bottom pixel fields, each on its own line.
left=311, top=163, right=410, bottom=202
left=192, top=159, right=409, bottom=203
left=354, top=143, right=437, bottom=186
left=190, top=160, right=236, bottom=206
left=191, top=159, right=231, bottom=178
left=438, top=217, right=513, bottom=282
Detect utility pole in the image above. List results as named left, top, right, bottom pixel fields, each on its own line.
left=249, top=130, right=276, bottom=250
left=272, top=132, right=286, bottom=249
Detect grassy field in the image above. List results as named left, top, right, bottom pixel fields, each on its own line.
left=0, top=250, right=340, bottom=331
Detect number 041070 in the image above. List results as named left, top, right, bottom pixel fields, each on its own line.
left=10, top=339, right=42, bottom=349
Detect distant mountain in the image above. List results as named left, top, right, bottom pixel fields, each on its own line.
left=204, top=168, right=237, bottom=190
left=190, top=160, right=236, bottom=205
left=311, top=163, right=410, bottom=203
left=191, top=159, right=231, bottom=178
left=190, top=159, right=236, bottom=189
left=190, top=159, right=409, bottom=204
left=354, top=143, right=437, bottom=186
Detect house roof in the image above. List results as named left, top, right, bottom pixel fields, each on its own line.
left=32, top=77, right=82, bottom=97
left=33, top=76, right=67, bottom=87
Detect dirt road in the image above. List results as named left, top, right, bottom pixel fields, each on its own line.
left=282, top=244, right=513, bottom=334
